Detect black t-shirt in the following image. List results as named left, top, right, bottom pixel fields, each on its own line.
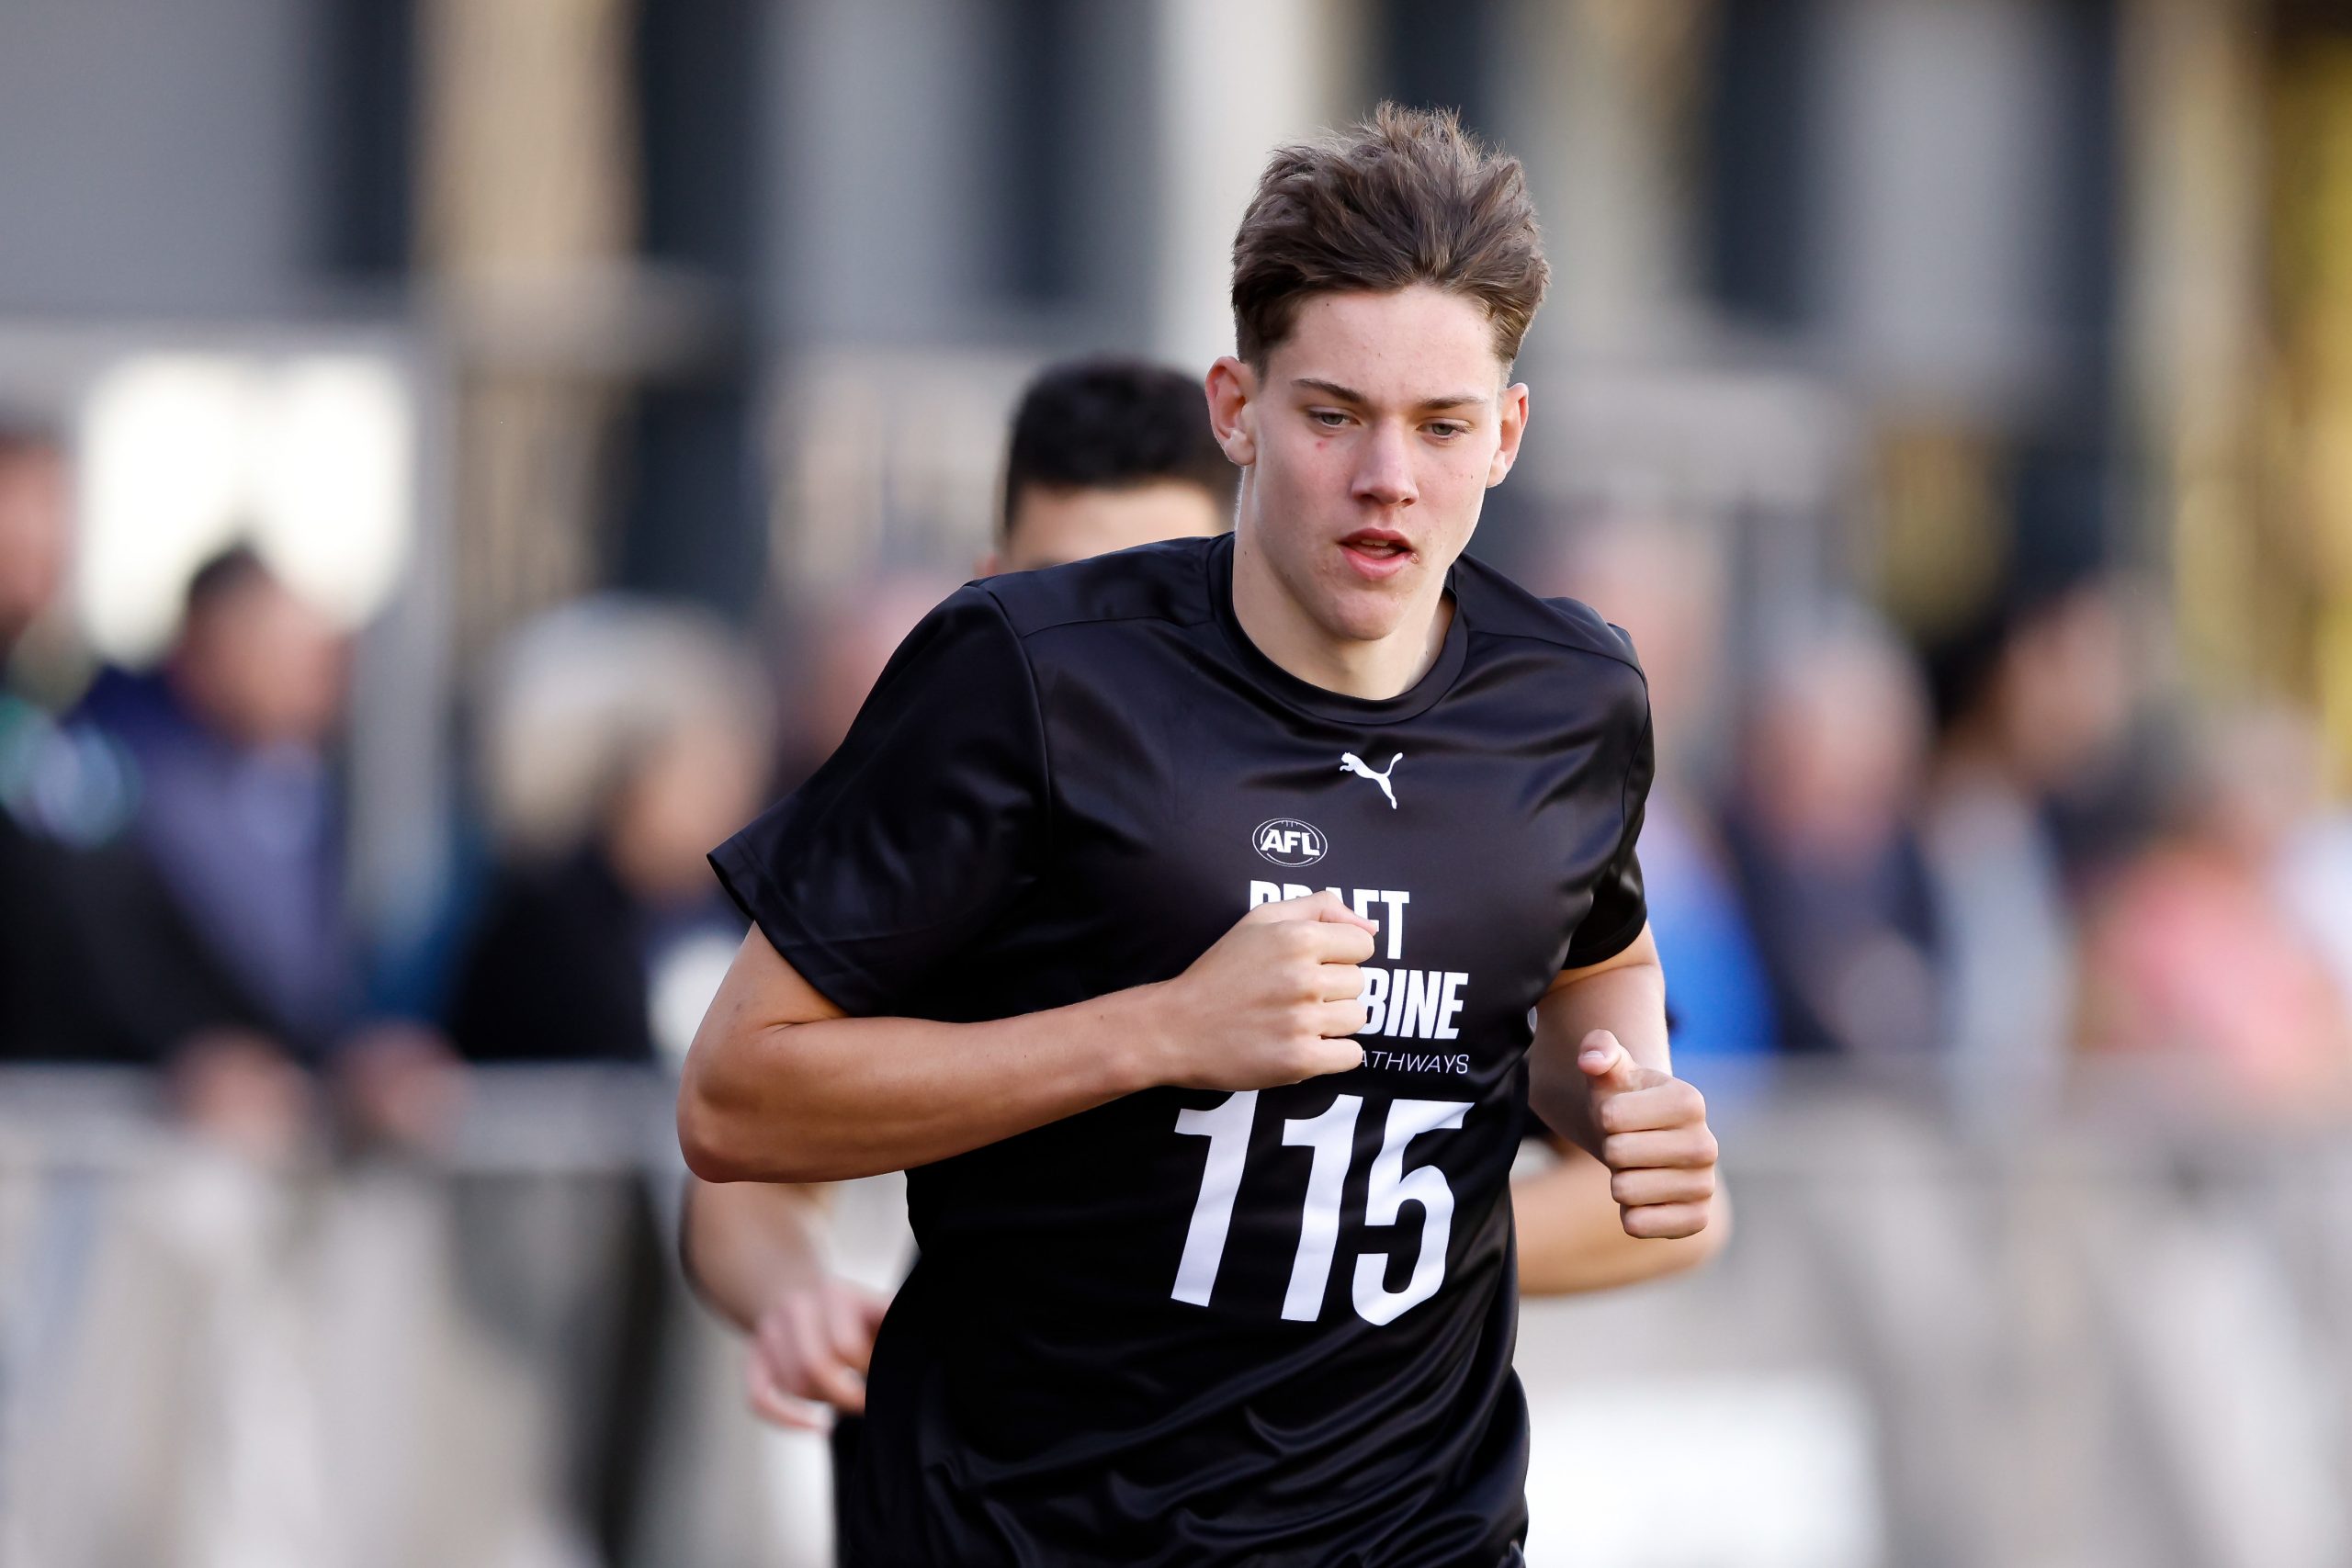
left=713, top=534, right=1651, bottom=1567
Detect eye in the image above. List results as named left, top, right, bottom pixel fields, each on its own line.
left=1427, top=422, right=1469, bottom=439
left=1309, top=409, right=1350, bottom=428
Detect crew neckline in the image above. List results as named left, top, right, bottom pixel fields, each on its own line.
left=1204, top=532, right=1469, bottom=727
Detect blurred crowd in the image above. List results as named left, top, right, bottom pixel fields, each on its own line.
left=0, top=412, right=952, bottom=1160
left=1544, top=512, right=2352, bottom=1126
left=6, top=398, right=2352, bottom=1156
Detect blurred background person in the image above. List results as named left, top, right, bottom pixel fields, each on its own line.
left=1918, top=565, right=2137, bottom=1124
left=2078, top=705, right=2352, bottom=1112
left=771, top=576, right=966, bottom=799
left=1544, top=517, right=1778, bottom=1086
left=1726, top=608, right=1939, bottom=1067
left=0, top=418, right=88, bottom=1053
left=766, top=360, right=1242, bottom=795
left=6, top=467, right=427, bottom=1146
left=0, top=420, right=64, bottom=671
left=73, top=547, right=350, bottom=1044
left=977, top=355, right=1238, bottom=573
left=2279, top=743, right=2352, bottom=1020
left=66, top=546, right=462, bottom=1156
left=448, top=599, right=772, bottom=1066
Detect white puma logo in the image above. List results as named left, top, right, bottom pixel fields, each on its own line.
left=1339, top=751, right=1402, bottom=810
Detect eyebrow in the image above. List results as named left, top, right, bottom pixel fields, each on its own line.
left=1291, top=378, right=1485, bottom=413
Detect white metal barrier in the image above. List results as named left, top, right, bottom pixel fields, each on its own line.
left=0, top=1067, right=2344, bottom=1568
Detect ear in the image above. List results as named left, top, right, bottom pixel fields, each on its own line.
left=1205, top=357, right=1259, bottom=468
left=1487, top=381, right=1530, bottom=489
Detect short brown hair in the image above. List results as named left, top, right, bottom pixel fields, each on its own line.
left=1230, top=103, right=1550, bottom=369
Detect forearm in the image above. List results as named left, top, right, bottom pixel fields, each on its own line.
left=681, top=983, right=1164, bottom=1183
left=1526, top=931, right=1668, bottom=1159
left=1511, top=1142, right=1727, bottom=1295
left=681, top=1177, right=833, bottom=1331
left=682, top=897, right=1374, bottom=1183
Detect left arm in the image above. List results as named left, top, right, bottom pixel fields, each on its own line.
left=1525, top=924, right=1718, bottom=1241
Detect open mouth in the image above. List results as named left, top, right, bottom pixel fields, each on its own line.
left=1339, top=530, right=1415, bottom=578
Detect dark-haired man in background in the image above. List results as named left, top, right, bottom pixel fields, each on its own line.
left=58, top=547, right=458, bottom=1150
left=979, top=358, right=1238, bottom=572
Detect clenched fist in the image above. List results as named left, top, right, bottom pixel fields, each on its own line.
left=746, top=1273, right=892, bottom=1430
left=1147, top=890, right=1376, bottom=1090
left=1576, top=1029, right=1716, bottom=1240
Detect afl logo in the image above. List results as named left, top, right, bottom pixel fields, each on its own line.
left=1253, top=818, right=1328, bottom=867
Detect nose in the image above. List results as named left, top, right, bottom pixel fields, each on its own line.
left=1351, top=422, right=1417, bottom=510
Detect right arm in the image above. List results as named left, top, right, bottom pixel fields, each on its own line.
left=677, top=894, right=1375, bottom=1184
left=685, top=589, right=1370, bottom=1183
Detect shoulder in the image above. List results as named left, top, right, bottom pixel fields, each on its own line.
left=1453, top=554, right=1645, bottom=686
left=975, top=536, right=1217, bottom=641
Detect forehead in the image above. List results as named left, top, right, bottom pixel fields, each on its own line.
left=1265, top=285, right=1506, bottom=401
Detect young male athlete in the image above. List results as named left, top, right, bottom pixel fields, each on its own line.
left=682, top=107, right=1719, bottom=1565
left=684, top=359, right=1725, bottom=1437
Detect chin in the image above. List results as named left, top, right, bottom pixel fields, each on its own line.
left=1308, top=577, right=1418, bottom=644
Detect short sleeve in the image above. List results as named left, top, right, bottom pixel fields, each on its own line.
left=709, top=584, right=1050, bottom=1016
left=1561, top=659, right=1654, bottom=971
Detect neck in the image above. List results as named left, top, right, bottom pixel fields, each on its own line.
left=1230, top=520, right=1453, bottom=701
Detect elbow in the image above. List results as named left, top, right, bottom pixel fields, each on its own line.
left=676, top=1085, right=758, bottom=1183
left=678, top=1095, right=834, bottom=1184
left=675, top=1054, right=825, bottom=1184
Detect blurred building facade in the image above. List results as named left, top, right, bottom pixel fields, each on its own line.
left=5, top=0, right=2349, bottom=1128
left=0, top=0, right=2343, bottom=786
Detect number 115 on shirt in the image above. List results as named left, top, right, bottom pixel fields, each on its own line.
left=1170, top=1091, right=1471, bottom=1326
